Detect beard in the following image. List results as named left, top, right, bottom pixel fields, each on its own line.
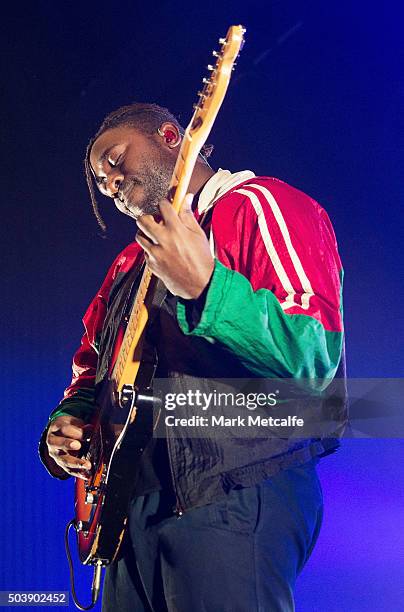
left=118, top=147, right=175, bottom=219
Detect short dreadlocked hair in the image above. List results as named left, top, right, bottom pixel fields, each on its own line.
left=84, top=102, right=214, bottom=231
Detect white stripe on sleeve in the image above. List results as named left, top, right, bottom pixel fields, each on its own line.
left=235, top=185, right=314, bottom=310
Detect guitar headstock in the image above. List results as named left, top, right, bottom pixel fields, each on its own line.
left=187, top=24, right=246, bottom=144
left=168, top=25, right=246, bottom=210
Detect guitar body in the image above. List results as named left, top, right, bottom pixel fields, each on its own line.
left=75, top=372, right=155, bottom=565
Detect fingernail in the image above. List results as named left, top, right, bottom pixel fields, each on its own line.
left=70, top=440, right=81, bottom=449
left=186, top=193, right=194, bottom=206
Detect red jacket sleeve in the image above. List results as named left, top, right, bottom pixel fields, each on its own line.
left=177, top=176, right=344, bottom=385
left=55, top=242, right=143, bottom=412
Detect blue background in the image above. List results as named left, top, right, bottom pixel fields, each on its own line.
left=1, top=1, right=403, bottom=610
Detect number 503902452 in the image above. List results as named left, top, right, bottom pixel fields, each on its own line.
left=0, top=591, right=68, bottom=606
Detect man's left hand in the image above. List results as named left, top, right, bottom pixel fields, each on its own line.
left=135, top=193, right=215, bottom=300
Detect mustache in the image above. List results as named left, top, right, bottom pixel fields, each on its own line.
left=117, top=176, right=142, bottom=204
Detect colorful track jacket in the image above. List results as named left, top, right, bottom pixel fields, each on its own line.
left=39, top=170, right=347, bottom=507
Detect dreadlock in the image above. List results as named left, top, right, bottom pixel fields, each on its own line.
left=84, top=102, right=214, bottom=231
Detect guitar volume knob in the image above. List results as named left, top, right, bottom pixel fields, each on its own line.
left=76, top=520, right=91, bottom=532
left=85, top=492, right=99, bottom=505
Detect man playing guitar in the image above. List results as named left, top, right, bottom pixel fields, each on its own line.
left=40, top=101, right=346, bottom=611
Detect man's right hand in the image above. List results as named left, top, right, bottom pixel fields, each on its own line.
left=46, top=415, right=93, bottom=480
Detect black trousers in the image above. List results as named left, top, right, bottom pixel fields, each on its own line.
left=102, top=458, right=323, bottom=612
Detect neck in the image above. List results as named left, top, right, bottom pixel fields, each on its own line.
left=188, top=162, right=216, bottom=199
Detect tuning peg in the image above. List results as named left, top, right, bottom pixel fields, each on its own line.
left=197, top=91, right=207, bottom=99
left=212, top=50, right=220, bottom=57
left=202, top=77, right=209, bottom=84
left=219, top=37, right=226, bottom=44
left=207, top=64, right=215, bottom=71
left=193, top=103, right=200, bottom=110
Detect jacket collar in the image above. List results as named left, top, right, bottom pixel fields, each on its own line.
left=197, top=168, right=255, bottom=215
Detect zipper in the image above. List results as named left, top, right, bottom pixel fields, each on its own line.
left=166, top=433, right=184, bottom=517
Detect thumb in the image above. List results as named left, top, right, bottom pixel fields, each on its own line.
left=179, top=193, right=198, bottom=227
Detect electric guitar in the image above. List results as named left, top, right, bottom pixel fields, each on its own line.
left=73, top=25, right=246, bottom=569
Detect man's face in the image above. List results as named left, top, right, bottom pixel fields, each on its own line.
left=89, top=125, right=176, bottom=219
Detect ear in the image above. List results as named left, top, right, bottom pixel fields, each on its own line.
left=157, top=122, right=181, bottom=148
